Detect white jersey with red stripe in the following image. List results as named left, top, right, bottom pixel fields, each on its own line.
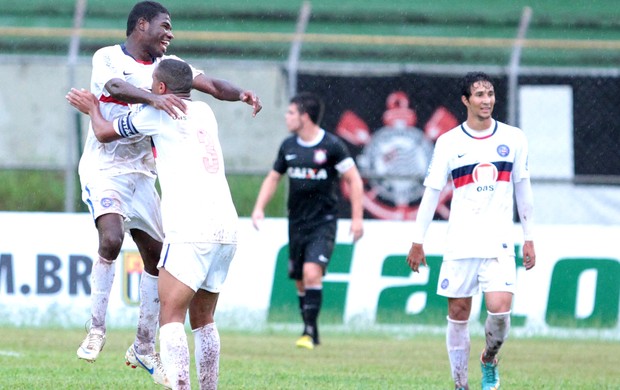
left=424, top=119, right=530, bottom=261
left=78, top=44, right=203, bottom=181
left=113, top=100, right=238, bottom=244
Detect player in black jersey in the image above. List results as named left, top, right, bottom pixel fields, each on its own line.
left=252, top=92, right=364, bottom=349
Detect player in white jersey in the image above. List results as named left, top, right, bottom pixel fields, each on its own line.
left=406, top=72, right=536, bottom=390
left=68, top=58, right=238, bottom=390
left=75, top=1, right=260, bottom=387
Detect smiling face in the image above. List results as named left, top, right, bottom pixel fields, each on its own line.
left=143, top=12, right=174, bottom=58
left=462, top=80, right=495, bottom=123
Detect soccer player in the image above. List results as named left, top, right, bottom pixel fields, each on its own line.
left=405, top=72, right=536, bottom=390
left=251, top=92, right=364, bottom=350
left=67, top=58, right=238, bottom=390
left=75, top=1, right=260, bottom=386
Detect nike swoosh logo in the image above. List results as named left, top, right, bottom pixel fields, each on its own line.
left=134, top=353, right=155, bottom=375
left=285, top=154, right=297, bottom=161
left=123, top=71, right=132, bottom=76
left=505, top=282, right=514, bottom=286
left=457, top=154, right=466, bottom=158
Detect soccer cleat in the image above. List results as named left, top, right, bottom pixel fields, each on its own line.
left=77, top=331, right=106, bottom=362
left=480, top=355, right=500, bottom=390
left=125, top=344, right=171, bottom=389
left=295, top=335, right=314, bottom=350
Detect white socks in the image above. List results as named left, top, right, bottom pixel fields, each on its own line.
left=484, top=311, right=511, bottom=362
left=193, top=323, right=220, bottom=390
left=90, top=255, right=115, bottom=333
left=134, top=272, right=159, bottom=355
left=160, top=322, right=220, bottom=390
left=160, top=322, right=190, bottom=390
left=446, top=316, right=470, bottom=388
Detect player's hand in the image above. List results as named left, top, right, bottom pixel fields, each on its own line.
left=522, top=240, right=536, bottom=270
left=251, top=209, right=264, bottom=231
left=150, top=94, right=187, bottom=119
left=350, top=219, right=363, bottom=242
left=406, top=242, right=427, bottom=273
left=66, top=88, right=99, bottom=115
left=239, top=90, right=262, bottom=117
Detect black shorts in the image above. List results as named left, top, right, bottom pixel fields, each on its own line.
left=287, top=222, right=337, bottom=280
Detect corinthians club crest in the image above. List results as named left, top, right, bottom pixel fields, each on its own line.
left=337, top=91, right=457, bottom=220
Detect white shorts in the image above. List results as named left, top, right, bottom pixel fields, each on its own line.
left=81, top=173, right=164, bottom=242
left=158, top=242, right=237, bottom=293
left=436, top=256, right=516, bottom=298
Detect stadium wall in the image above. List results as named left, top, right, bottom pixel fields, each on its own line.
left=0, top=212, right=618, bottom=340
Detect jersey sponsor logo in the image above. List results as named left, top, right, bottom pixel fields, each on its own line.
left=287, top=167, right=328, bottom=180
left=285, top=154, right=297, bottom=161
left=497, top=144, right=510, bottom=157
left=313, top=149, right=327, bottom=165
left=472, top=162, right=498, bottom=184
left=318, top=254, right=329, bottom=263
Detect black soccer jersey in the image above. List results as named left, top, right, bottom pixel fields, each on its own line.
left=273, top=130, right=354, bottom=229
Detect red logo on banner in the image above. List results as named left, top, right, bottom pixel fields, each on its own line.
left=337, top=91, right=457, bottom=220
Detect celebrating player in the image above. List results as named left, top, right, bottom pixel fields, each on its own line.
left=251, top=92, right=364, bottom=350
left=75, top=1, right=260, bottom=387
left=68, top=58, right=238, bottom=390
left=406, top=72, right=536, bottom=390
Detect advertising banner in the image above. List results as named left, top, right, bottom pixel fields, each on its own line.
left=0, top=212, right=618, bottom=339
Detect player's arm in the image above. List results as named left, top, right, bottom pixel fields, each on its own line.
left=341, top=165, right=364, bottom=242
left=406, top=187, right=441, bottom=273
left=515, top=178, right=536, bottom=270
left=192, top=74, right=262, bottom=117
left=251, top=170, right=282, bottom=230
left=66, top=88, right=121, bottom=143
left=105, top=78, right=186, bottom=119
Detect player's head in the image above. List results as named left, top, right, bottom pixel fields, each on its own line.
left=460, top=71, right=495, bottom=121
left=126, top=1, right=173, bottom=58
left=126, top=1, right=169, bottom=36
left=460, top=72, right=494, bottom=100
left=152, top=59, right=192, bottom=96
left=289, top=92, right=324, bottom=125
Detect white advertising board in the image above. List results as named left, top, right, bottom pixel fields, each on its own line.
left=0, top=212, right=618, bottom=339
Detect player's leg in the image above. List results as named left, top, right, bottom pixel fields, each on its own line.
left=77, top=179, right=127, bottom=362
left=187, top=243, right=235, bottom=390
left=287, top=233, right=308, bottom=344
left=300, top=224, right=336, bottom=347
left=447, top=298, right=472, bottom=390
left=189, top=290, right=220, bottom=390
left=437, top=259, right=480, bottom=389
left=130, top=228, right=163, bottom=354
left=158, top=265, right=195, bottom=390
left=478, top=256, right=516, bottom=390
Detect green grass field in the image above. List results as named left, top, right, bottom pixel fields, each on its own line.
left=0, top=327, right=618, bottom=389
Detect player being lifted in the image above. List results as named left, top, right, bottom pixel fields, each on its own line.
left=75, top=1, right=260, bottom=387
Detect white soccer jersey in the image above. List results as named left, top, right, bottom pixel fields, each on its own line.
left=78, top=44, right=203, bottom=180
left=113, top=100, right=238, bottom=244
left=424, top=119, right=530, bottom=261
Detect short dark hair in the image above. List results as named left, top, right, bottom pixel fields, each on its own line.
left=154, top=59, right=192, bottom=94
left=460, top=72, right=494, bottom=99
left=126, top=1, right=169, bottom=37
left=290, top=92, right=324, bottom=125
